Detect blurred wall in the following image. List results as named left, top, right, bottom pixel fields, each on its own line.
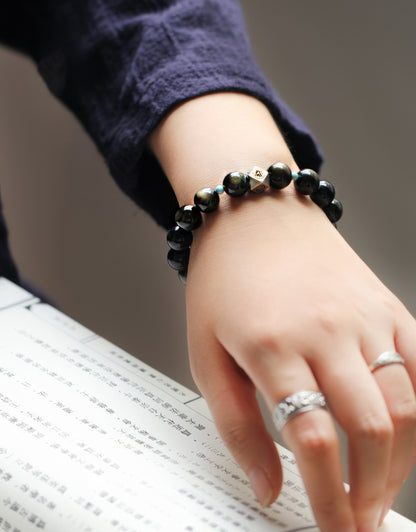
left=0, top=0, right=415, bottom=521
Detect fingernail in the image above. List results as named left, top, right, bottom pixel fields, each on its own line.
left=357, top=525, right=376, bottom=532
left=378, top=499, right=393, bottom=527
left=406, top=457, right=416, bottom=479
left=248, top=466, right=273, bottom=508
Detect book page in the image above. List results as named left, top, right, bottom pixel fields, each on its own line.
left=0, top=295, right=414, bottom=530
left=0, top=278, right=38, bottom=310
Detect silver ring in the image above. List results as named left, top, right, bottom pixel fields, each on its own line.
left=273, top=390, right=327, bottom=432
left=369, top=350, right=405, bottom=372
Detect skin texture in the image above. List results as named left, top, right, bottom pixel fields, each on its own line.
left=149, top=92, right=416, bottom=532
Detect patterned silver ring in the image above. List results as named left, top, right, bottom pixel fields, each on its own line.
left=273, top=390, right=327, bottom=432
left=368, top=350, right=405, bottom=373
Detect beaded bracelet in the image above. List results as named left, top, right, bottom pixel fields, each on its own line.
left=166, top=163, right=343, bottom=282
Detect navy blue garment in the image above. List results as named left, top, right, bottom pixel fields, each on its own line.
left=0, top=0, right=322, bottom=285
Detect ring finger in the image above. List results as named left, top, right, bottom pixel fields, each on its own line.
left=310, top=342, right=394, bottom=531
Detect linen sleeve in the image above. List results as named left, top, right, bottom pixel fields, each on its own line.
left=0, top=0, right=323, bottom=228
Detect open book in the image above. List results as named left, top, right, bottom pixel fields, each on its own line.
left=0, top=277, right=414, bottom=531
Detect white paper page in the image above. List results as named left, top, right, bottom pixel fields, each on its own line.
left=0, top=278, right=38, bottom=310
left=0, top=301, right=414, bottom=531
left=29, top=303, right=199, bottom=404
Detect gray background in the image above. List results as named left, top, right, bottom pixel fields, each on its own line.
left=0, top=0, right=415, bottom=522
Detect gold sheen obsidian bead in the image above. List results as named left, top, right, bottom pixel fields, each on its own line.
left=194, top=187, right=220, bottom=213
left=294, top=169, right=320, bottom=195
left=268, top=162, right=292, bottom=189
left=167, top=248, right=190, bottom=271
left=178, top=269, right=188, bottom=284
left=174, top=205, right=202, bottom=231
left=223, top=171, right=249, bottom=197
left=323, top=199, right=343, bottom=223
left=166, top=226, right=193, bottom=251
left=311, top=180, right=335, bottom=208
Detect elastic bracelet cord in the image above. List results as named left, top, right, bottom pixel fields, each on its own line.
left=166, top=163, right=343, bottom=282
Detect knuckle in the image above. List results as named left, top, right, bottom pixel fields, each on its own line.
left=379, top=292, right=399, bottom=314
left=352, top=493, right=382, bottom=511
left=390, top=398, right=416, bottom=428
left=245, top=322, right=281, bottom=354
left=314, top=312, right=341, bottom=337
left=295, top=425, right=337, bottom=456
left=313, top=496, right=345, bottom=521
left=220, top=421, right=252, bottom=451
left=355, top=413, right=393, bottom=443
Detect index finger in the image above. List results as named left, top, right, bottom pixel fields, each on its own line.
left=188, top=333, right=283, bottom=508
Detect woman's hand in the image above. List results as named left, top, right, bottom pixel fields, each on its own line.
left=149, top=91, right=416, bottom=532
left=185, top=189, right=416, bottom=532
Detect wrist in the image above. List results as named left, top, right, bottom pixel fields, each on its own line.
left=167, top=164, right=343, bottom=282
left=148, top=92, right=298, bottom=205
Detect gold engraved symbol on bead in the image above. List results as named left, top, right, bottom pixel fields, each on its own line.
left=247, top=166, right=270, bottom=193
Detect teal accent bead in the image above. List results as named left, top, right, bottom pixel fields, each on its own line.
left=292, top=172, right=299, bottom=179
left=215, top=185, right=225, bottom=194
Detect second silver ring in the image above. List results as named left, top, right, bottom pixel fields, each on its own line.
left=368, top=350, right=405, bottom=373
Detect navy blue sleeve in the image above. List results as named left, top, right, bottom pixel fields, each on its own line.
left=0, top=0, right=323, bottom=229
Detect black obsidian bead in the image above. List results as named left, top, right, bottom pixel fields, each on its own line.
left=166, top=226, right=193, bottom=251
left=223, top=171, right=249, bottom=197
left=294, top=169, right=320, bottom=195
left=167, top=248, right=190, bottom=271
left=323, top=199, right=343, bottom=223
left=194, top=187, right=219, bottom=213
left=178, top=269, right=188, bottom=284
left=310, top=180, right=335, bottom=208
left=268, top=163, right=292, bottom=189
left=175, top=205, right=202, bottom=231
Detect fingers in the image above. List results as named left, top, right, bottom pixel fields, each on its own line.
left=189, top=334, right=283, bottom=508
left=188, top=287, right=416, bottom=532
left=240, top=350, right=355, bottom=532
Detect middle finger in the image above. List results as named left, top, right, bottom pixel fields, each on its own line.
left=240, top=350, right=355, bottom=532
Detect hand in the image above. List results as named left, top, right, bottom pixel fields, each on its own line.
left=185, top=188, right=416, bottom=532
left=148, top=91, right=416, bottom=531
